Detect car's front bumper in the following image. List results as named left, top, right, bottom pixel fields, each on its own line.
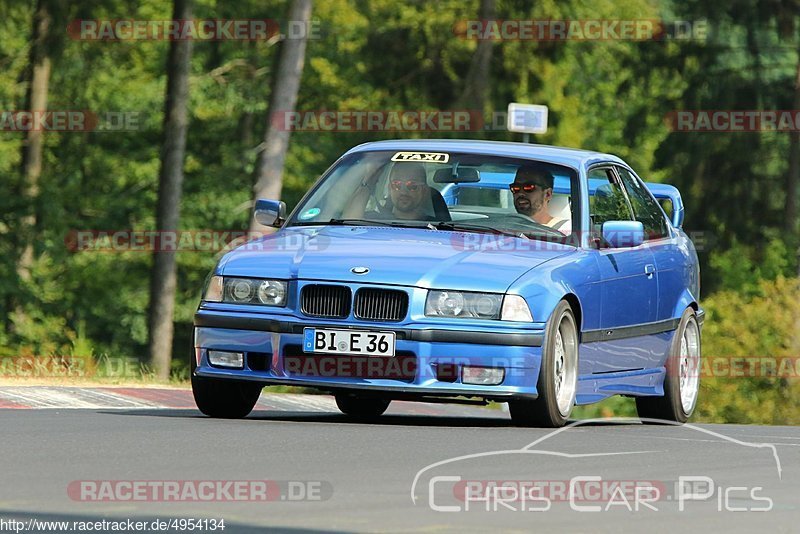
left=193, top=309, right=545, bottom=401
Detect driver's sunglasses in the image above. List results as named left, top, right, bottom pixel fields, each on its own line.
left=509, top=183, right=541, bottom=193
left=390, top=179, right=423, bottom=192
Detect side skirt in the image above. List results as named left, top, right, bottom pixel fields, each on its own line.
left=575, top=367, right=666, bottom=405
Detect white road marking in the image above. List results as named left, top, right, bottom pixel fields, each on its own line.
left=0, top=387, right=102, bottom=408
left=0, top=387, right=160, bottom=409
left=82, top=388, right=160, bottom=408
left=0, top=387, right=478, bottom=417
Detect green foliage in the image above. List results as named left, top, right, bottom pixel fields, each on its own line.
left=0, top=0, right=797, bottom=423
left=694, top=276, right=800, bottom=424
left=708, top=235, right=795, bottom=296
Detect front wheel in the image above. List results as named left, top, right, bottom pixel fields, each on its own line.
left=509, top=300, right=578, bottom=427
left=335, top=394, right=391, bottom=418
left=636, top=308, right=701, bottom=424
left=191, top=355, right=262, bottom=419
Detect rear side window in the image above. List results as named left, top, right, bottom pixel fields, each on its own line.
left=615, top=167, right=669, bottom=240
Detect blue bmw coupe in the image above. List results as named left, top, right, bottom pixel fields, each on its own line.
left=192, top=140, right=703, bottom=427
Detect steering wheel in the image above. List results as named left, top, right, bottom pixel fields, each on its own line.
left=493, top=213, right=566, bottom=238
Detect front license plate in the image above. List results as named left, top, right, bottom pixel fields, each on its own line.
left=303, top=328, right=396, bottom=357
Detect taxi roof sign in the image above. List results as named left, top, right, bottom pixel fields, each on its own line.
left=507, top=103, right=548, bottom=134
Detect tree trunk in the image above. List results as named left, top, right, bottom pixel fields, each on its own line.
left=148, top=0, right=193, bottom=379
left=787, top=50, right=800, bottom=275
left=17, top=0, right=52, bottom=284
left=455, top=0, right=495, bottom=111
left=250, top=0, right=313, bottom=232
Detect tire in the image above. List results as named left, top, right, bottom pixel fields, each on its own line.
left=636, top=308, right=701, bottom=424
left=335, top=394, right=391, bottom=418
left=509, top=300, right=579, bottom=427
left=191, top=353, right=263, bottom=419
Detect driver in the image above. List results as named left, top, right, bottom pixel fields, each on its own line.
left=510, top=166, right=570, bottom=234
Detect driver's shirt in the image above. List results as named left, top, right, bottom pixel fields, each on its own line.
left=546, top=217, right=571, bottom=235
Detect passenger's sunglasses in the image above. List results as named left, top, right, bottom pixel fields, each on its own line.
left=509, top=183, right=543, bottom=193
left=390, top=179, right=423, bottom=192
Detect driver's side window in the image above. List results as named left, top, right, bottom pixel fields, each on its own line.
left=588, top=167, right=634, bottom=235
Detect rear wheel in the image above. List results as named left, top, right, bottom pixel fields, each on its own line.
left=191, top=354, right=263, bottom=419
left=335, top=394, right=391, bottom=418
left=636, top=308, right=700, bottom=424
left=509, top=300, right=578, bottom=427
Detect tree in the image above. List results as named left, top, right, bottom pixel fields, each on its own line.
left=148, top=0, right=194, bottom=379
left=13, top=0, right=52, bottom=330
left=455, top=0, right=495, bottom=112
left=250, top=0, right=313, bottom=232
left=788, top=55, right=800, bottom=274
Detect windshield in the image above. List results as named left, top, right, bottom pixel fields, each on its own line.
left=287, top=150, right=578, bottom=241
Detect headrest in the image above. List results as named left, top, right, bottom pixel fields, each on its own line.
left=548, top=194, right=571, bottom=220
left=389, top=162, right=427, bottom=183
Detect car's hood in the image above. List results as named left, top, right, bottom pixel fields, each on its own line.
left=219, top=226, right=575, bottom=293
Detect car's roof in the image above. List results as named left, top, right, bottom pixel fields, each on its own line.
left=344, top=139, right=626, bottom=170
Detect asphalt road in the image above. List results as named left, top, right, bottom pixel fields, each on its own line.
left=1, top=392, right=798, bottom=533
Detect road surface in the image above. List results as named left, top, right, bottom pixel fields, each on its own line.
left=0, top=386, right=797, bottom=532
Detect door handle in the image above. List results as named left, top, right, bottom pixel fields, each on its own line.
left=644, top=264, right=655, bottom=278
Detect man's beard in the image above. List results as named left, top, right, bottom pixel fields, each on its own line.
left=515, top=196, right=542, bottom=216
left=395, top=195, right=415, bottom=211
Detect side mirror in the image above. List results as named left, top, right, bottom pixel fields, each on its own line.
left=253, top=199, right=286, bottom=228
left=602, top=220, right=645, bottom=248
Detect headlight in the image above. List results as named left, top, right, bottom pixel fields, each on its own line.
left=500, top=295, right=533, bottom=322
left=425, top=290, right=502, bottom=319
left=229, top=278, right=255, bottom=302
left=203, top=276, right=287, bottom=307
left=256, top=279, right=287, bottom=305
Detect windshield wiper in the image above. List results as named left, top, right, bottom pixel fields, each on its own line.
left=434, top=221, right=529, bottom=239
left=295, top=218, right=435, bottom=230
left=327, top=218, right=396, bottom=227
